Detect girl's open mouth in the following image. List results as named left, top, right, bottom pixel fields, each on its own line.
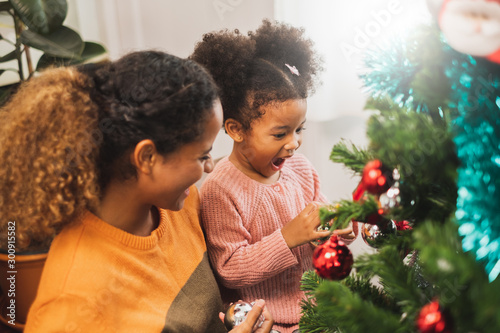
left=271, top=157, right=285, bottom=171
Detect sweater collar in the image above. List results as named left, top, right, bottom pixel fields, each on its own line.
left=79, top=207, right=169, bottom=250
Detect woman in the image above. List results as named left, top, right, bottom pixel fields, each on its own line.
left=0, top=51, right=272, bottom=332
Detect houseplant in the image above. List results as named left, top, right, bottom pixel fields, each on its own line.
left=0, top=0, right=107, bottom=104
left=0, top=0, right=107, bottom=330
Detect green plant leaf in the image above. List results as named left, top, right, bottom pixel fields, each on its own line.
left=36, top=41, right=107, bottom=70
left=20, top=25, right=83, bottom=58
left=9, top=0, right=67, bottom=34
left=79, top=41, right=107, bottom=59
left=0, top=50, right=18, bottom=63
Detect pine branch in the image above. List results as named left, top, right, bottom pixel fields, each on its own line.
left=314, top=281, right=409, bottom=333
left=355, top=242, right=428, bottom=319
left=319, top=196, right=379, bottom=230
left=413, top=220, right=500, bottom=332
left=327, top=98, right=458, bottom=227
left=365, top=105, right=459, bottom=224
left=364, top=95, right=404, bottom=113
left=300, top=270, right=324, bottom=296
left=300, top=295, right=341, bottom=333
left=300, top=271, right=341, bottom=333
left=301, top=271, right=395, bottom=308
left=302, top=17, right=500, bottom=333
left=300, top=271, right=398, bottom=333
left=330, top=140, right=372, bottom=174
left=342, top=275, right=399, bottom=312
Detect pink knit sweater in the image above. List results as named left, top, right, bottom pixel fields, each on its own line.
left=200, top=154, right=327, bottom=333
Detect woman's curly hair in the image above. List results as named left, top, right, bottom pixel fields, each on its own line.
left=190, top=19, right=323, bottom=131
left=0, top=51, right=219, bottom=251
left=87, top=51, right=219, bottom=188
left=0, top=68, right=100, bottom=251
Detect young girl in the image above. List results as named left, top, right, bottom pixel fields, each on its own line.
left=0, top=51, right=272, bottom=333
left=191, top=20, right=354, bottom=333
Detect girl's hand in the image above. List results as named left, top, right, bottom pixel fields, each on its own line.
left=333, top=221, right=358, bottom=244
left=333, top=224, right=355, bottom=239
left=281, top=202, right=331, bottom=249
left=222, top=299, right=274, bottom=333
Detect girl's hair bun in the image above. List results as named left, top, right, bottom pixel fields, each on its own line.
left=191, top=19, right=323, bottom=131
left=191, top=29, right=256, bottom=118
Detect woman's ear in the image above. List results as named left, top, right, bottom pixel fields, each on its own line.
left=225, top=119, right=244, bottom=143
left=131, top=139, right=157, bottom=175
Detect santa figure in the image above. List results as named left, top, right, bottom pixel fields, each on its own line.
left=427, top=0, right=500, bottom=63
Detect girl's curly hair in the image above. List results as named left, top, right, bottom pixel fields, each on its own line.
left=190, top=19, right=323, bottom=131
left=0, top=68, right=100, bottom=251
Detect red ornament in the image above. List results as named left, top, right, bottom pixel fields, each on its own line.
left=366, top=213, right=385, bottom=225
left=313, top=235, right=353, bottom=280
left=395, top=220, right=413, bottom=231
left=416, top=300, right=453, bottom=333
left=354, top=213, right=385, bottom=225
left=353, top=160, right=393, bottom=201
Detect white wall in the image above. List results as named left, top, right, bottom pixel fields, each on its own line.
left=71, top=0, right=274, bottom=59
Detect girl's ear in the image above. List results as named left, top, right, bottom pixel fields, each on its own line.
left=225, top=119, right=244, bottom=142
left=131, top=139, right=157, bottom=175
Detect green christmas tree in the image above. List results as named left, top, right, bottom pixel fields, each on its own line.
left=299, top=20, right=500, bottom=333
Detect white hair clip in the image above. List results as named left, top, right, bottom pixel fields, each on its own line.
left=285, top=63, right=300, bottom=76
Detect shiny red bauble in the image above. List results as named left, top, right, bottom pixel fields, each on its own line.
left=312, top=235, right=353, bottom=280
left=416, top=300, right=453, bottom=333
left=353, top=159, right=393, bottom=201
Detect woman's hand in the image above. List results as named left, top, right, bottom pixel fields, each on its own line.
left=281, top=202, right=332, bottom=249
left=222, top=299, right=274, bottom=333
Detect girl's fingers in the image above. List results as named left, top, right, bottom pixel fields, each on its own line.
left=306, top=210, right=322, bottom=227
left=315, top=230, right=332, bottom=239
left=333, top=226, right=354, bottom=236
left=303, top=202, right=319, bottom=215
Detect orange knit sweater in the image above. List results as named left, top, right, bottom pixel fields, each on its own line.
left=200, top=154, right=327, bottom=333
left=25, top=186, right=226, bottom=333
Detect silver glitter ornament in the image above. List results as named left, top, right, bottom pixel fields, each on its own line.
left=311, top=224, right=331, bottom=246
left=361, top=220, right=397, bottom=248
left=378, top=169, right=402, bottom=214
left=224, top=301, right=264, bottom=330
